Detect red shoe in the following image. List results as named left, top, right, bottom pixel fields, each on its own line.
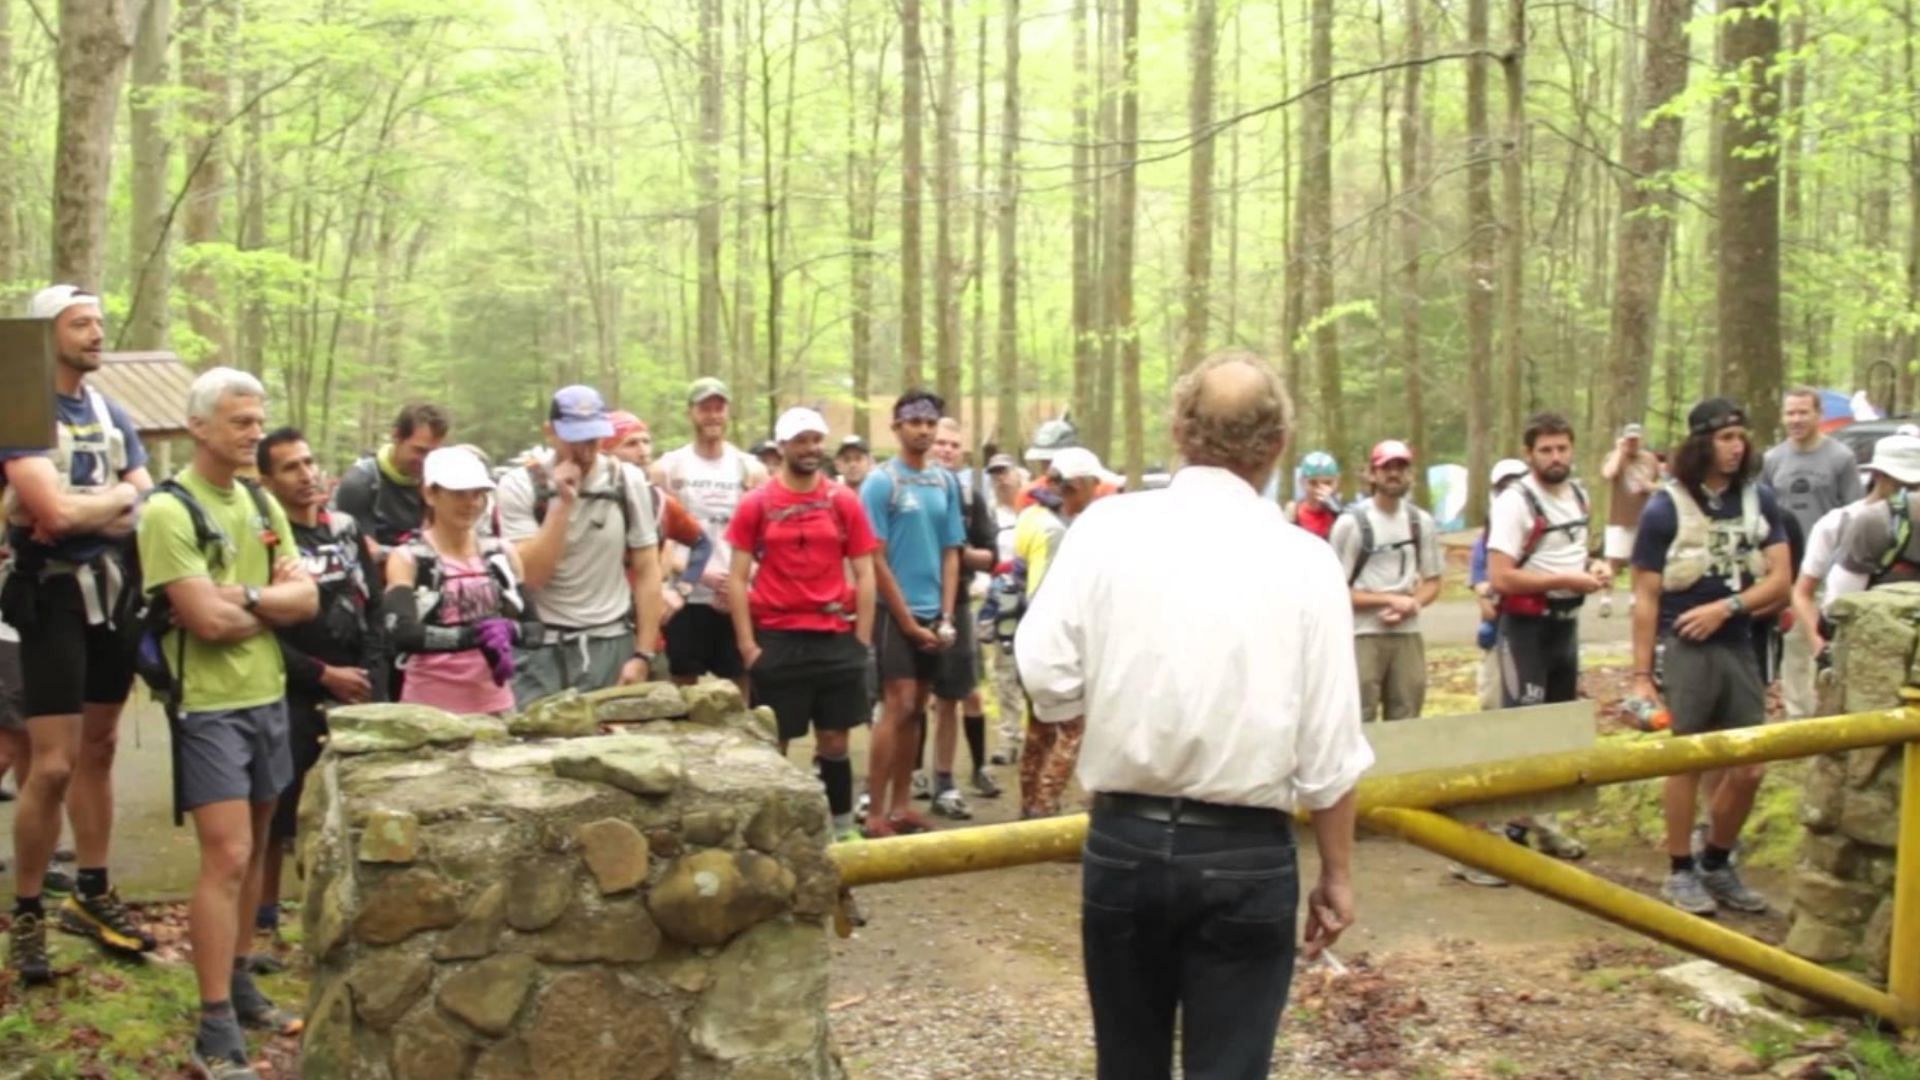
left=888, top=809, right=934, bottom=834
left=862, top=817, right=898, bottom=840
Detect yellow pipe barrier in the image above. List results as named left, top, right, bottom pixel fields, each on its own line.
left=831, top=711, right=1920, bottom=887
left=1891, top=742, right=1920, bottom=1025
left=1364, top=806, right=1918, bottom=1030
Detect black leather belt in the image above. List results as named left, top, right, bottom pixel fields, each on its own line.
left=1092, top=792, right=1289, bottom=831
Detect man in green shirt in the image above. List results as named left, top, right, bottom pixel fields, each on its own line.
left=137, top=367, right=316, bottom=1080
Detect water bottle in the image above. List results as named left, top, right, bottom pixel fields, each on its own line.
left=1623, top=696, right=1670, bottom=733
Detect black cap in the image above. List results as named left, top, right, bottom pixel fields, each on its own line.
left=1688, top=398, right=1748, bottom=436
left=752, top=439, right=779, bottom=456
left=836, top=435, right=870, bottom=455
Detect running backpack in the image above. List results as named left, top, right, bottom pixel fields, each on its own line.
left=883, top=459, right=962, bottom=521
left=1872, top=488, right=1918, bottom=583
left=1342, top=504, right=1425, bottom=587
left=1497, top=480, right=1590, bottom=618
left=522, top=455, right=642, bottom=535
left=403, top=535, right=528, bottom=625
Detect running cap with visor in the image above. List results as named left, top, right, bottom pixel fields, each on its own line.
left=1687, top=398, right=1748, bottom=436
left=687, top=377, right=730, bottom=406
left=1370, top=439, right=1415, bottom=468
left=28, top=284, right=98, bottom=321
left=836, top=434, right=870, bottom=456
left=549, top=385, right=614, bottom=442
left=423, top=446, right=495, bottom=491
left=774, top=407, right=829, bottom=444
left=1050, top=447, right=1120, bottom=486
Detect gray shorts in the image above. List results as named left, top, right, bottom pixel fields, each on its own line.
left=1660, top=637, right=1767, bottom=736
left=0, top=637, right=24, bottom=731
left=512, top=634, right=632, bottom=708
left=177, top=701, right=293, bottom=811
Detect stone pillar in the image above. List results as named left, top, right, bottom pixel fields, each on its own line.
left=1778, top=584, right=1913, bottom=991
left=297, top=681, right=845, bottom=1079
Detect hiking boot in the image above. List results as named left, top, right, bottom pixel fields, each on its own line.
left=1662, top=868, right=1718, bottom=916
left=971, top=768, right=1003, bottom=798
left=1700, top=865, right=1768, bottom=914
left=8, top=913, right=52, bottom=986
left=189, top=1045, right=261, bottom=1080
left=1531, top=821, right=1587, bottom=861
left=59, top=888, right=158, bottom=954
left=931, top=789, right=973, bottom=820
left=1448, top=863, right=1508, bottom=888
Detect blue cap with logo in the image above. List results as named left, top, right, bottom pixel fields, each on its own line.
left=550, top=385, right=615, bottom=443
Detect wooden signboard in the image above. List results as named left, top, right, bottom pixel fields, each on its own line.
left=0, top=319, right=54, bottom=453
left=1363, top=700, right=1598, bottom=823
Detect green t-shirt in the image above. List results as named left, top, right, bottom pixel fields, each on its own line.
left=137, top=467, right=293, bottom=713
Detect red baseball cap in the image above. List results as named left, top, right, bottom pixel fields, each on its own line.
left=1370, top=440, right=1414, bottom=468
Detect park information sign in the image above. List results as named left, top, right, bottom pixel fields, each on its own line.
left=0, top=319, right=54, bottom=453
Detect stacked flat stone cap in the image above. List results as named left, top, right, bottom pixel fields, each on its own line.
left=298, top=680, right=843, bottom=1079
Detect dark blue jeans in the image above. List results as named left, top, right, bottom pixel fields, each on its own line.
left=1081, top=807, right=1299, bottom=1080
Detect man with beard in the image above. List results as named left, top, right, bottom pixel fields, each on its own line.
left=726, top=409, right=878, bottom=840
left=859, top=390, right=964, bottom=837
left=498, top=386, right=664, bottom=703
left=255, top=428, right=381, bottom=944
left=1761, top=388, right=1862, bottom=720
left=331, top=403, right=450, bottom=580
left=921, top=416, right=1002, bottom=816
left=1632, top=399, right=1790, bottom=916
left=1330, top=440, right=1442, bottom=721
left=2, top=286, right=156, bottom=982
left=653, top=378, right=767, bottom=685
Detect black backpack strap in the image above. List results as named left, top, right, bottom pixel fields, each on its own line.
left=1344, top=508, right=1375, bottom=587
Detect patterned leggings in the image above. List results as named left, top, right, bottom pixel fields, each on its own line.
left=1018, top=714, right=1086, bottom=818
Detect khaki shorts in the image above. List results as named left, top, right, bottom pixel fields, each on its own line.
left=1355, top=633, right=1426, bottom=722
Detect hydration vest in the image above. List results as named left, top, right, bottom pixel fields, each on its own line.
left=1660, top=480, right=1770, bottom=593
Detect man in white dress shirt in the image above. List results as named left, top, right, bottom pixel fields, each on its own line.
left=1016, top=351, right=1373, bottom=1080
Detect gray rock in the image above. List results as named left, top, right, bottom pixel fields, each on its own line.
left=389, top=1005, right=472, bottom=1078
left=509, top=690, right=600, bottom=738
left=682, top=678, right=746, bottom=725
left=587, top=682, right=689, bottom=722
left=353, top=868, right=462, bottom=945
left=328, top=702, right=480, bottom=754
left=648, top=849, right=795, bottom=947
left=438, top=953, right=537, bottom=1037
left=1800, top=755, right=1846, bottom=833
left=528, top=897, right=662, bottom=965
left=691, top=919, right=830, bottom=1062
left=550, top=734, right=684, bottom=796
left=1837, top=784, right=1899, bottom=847
left=357, top=809, right=420, bottom=864
left=347, top=948, right=434, bottom=1029
left=299, top=977, right=356, bottom=1080
left=575, top=817, right=649, bottom=894
left=1791, top=869, right=1885, bottom=926
left=505, top=858, right=574, bottom=931
left=682, top=807, right=738, bottom=847
left=1782, top=913, right=1859, bottom=963
left=1798, top=833, right=1859, bottom=878
left=434, top=881, right=507, bottom=961
left=1864, top=895, right=1895, bottom=980
left=526, top=970, right=674, bottom=1079
left=470, top=1037, right=533, bottom=1080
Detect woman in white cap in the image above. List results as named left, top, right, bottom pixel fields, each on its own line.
left=381, top=447, right=532, bottom=716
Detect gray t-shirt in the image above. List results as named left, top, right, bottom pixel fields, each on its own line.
left=498, top=453, right=659, bottom=630
left=1330, top=498, right=1443, bottom=636
left=1762, top=438, right=1863, bottom=538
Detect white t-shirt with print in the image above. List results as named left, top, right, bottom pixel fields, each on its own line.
left=657, top=443, right=767, bottom=606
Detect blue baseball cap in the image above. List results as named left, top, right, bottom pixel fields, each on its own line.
left=550, top=385, right=615, bottom=443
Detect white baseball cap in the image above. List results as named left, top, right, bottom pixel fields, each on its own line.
left=28, top=284, right=99, bottom=321
left=1869, top=435, right=1920, bottom=486
left=774, top=407, right=829, bottom=444
left=1490, top=458, right=1529, bottom=487
left=1050, top=447, right=1120, bottom=486
left=423, top=446, right=495, bottom=491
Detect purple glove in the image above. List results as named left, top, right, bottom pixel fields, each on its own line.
left=473, top=618, right=517, bottom=686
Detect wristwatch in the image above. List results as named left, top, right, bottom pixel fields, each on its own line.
left=632, top=649, right=656, bottom=665
left=242, top=586, right=262, bottom=613
left=1724, top=594, right=1746, bottom=616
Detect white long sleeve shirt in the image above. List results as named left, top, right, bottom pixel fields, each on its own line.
left=1014, top=466, right=1374, bottom=812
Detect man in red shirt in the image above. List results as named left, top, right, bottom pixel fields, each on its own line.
left=727, top=408, right=879, bottom=840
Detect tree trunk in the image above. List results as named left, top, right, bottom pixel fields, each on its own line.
left=1602, top=0, right=1689, bottom=447
left=1117, top=0, right=1141, bottom=482
left=1399, top=0, right=1427, bottom=507
left=1303, top=0, right=1342, bottom=472
left=179, top=0, right=229, bottom=359
left=696, top=0, right=723, bottom=376
left=124, top=0, right=168, bottom=349
left=0, top=0, right=13, bottom=291
left=1091, top=0, right=1119, bottom=460
left=994, top=0, right=1021, bottom=453
left=52, top=0, right=138, bottom=289
left=933, top=0, right=961, bottom=409
left=732, top=2, right=755, bottom=418
left=971, top=12, right=988, bottom=444
left=900, top=0, right=926, bottom=389
left=1180, top=0, right=1216, bottom=373
left=1464, top=0, right=1495, bottom=524
left=1716, top=0, right=1783, bottom=438
left=1070, top=0, right=1095, bottom=434
left=239, top=63, right=265, bottom=376
left=1498, top=0, right=1526, bottom=450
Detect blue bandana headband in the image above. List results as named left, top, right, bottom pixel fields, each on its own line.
left=895, top=400, right=942, bottom=423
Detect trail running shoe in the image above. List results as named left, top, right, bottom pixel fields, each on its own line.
left=854, top=793, right=871, bottom=824
left=911, top=771, right=932, bottom=801
left=971, top=768, right=1003, bottom=798
left=1449, top=863, right=1508, bottom=888
left=932, top=789, right=973, bottom=820
left=1662, top=869, right=1719, bottom=916
left=189, top=1045, right=261, bottom=1080
left=8, top=912, right=52, bottom=985
left=42, top=868, right=74, bottom=896
left=1700, top=865, right=1768, bottom=913
left=1532, top=821, right=1587, bottom=861
left=58, top=888, right=158, bottom=953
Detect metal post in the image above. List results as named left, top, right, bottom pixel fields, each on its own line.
left=1366, top=806, right=1915, bottom=1029
left=1890, top=741, right=1920, bottom=1032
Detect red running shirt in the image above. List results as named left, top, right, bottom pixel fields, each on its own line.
left=1294, top=501, right=1338, bottom=540
left=726, top=479, right=879, bottom=632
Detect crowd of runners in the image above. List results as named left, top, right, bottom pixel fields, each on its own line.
left=0, top=283, right=1914, bottom=1076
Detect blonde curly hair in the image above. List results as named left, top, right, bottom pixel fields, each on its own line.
left=1171, top=350, right=1292, bottom=475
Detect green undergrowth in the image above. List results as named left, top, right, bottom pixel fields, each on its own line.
left=1564, top=732, right=1808, bottom=870
left=1828, top=1028, right=1920, bottom=1080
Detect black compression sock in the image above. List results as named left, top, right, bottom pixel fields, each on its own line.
left=77, top=867, right=108, bottom=898
left=1670, top=854, right=1696, bottom=874
left=1700, top=844, right=1732, bottom=872
left=13, top=894, right=42, bottom=919
left=817, top=756, right=854, bottom=818
left=964, top=713, right=987, bottom=772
